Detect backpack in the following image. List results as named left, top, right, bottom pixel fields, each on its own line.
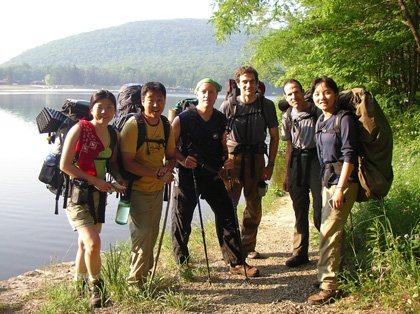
left=278, top=90, right=315, bottom=113
left=36, top=99, right=117, bottom=214
left=316, top=88, right=394, bottom=202
left=120, top=113, right=171, bottom=177
left=111, top=84, right=171, bottom=199
left=112, top=83, right=143, bottom=131
left=168, top=98, right=198, bottom=123
left=117, top=113, right=171, bottom=200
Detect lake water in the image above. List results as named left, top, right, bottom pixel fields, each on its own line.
left=0, top=89, right=227, bottom=281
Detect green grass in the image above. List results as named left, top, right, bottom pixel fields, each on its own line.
left=37, top=282, right=90, bottom=314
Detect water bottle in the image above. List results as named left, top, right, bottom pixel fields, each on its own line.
left=45, top=153, right=56, bottom=165
left=115, top=199, right=130, bottom=225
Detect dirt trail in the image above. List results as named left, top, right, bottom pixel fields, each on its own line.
left=0, top=195, right=389, bottom=313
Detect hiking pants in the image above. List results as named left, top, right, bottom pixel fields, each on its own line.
left=288, top=151, right=322, bottom=258
left=318, top=183, right=358, bottom=291
left=171, top=167, right=243, bottom=266
left=228, top=153, right=265, bottom=254
left=127, top=189, right=163, bottom=285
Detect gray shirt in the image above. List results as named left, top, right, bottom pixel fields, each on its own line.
left=281, top=104, right=318, bottom=150
left=220, top=95, right=279, bottom=152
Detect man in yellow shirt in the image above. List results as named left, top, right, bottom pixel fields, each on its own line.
left=120, top=82, right=176, bottom=287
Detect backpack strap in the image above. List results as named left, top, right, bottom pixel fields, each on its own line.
left=333, top=109, right=348, bottom=134
left=179, top=108, right=198, bottom=150
left=160, top=115, right=171, bottom=147
left=226, top=94, right=268, bottom=134
left=285, top=106, right=293, bottom=125
left=107, top=125, right=118, bottom=157
left=226, top=95, right=237, bottom=133
left=258, top=94, right=268, bottom=129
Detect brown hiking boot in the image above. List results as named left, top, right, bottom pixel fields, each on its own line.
left=307, top=289, right=341, bottom=305
left=229, top=264, right=260, bottom=277
left=89, top=278, right=106, bottom=308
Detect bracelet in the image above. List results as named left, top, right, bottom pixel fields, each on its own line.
left=267, top=161, right=275, bottom=168
left=336, top=186, right=343, bottom=189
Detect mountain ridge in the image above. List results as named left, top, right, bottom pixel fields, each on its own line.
left=4, top=19, right=251, bottom=69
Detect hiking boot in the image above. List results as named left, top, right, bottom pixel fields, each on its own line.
left=285, top=255, right=309, bottom=268
left=89, top=278, right=106, bottom=308
left=229, top=264, right=260, bottom=277
left=307, top=289, right=341, bottom=305
left=247, top=251, right=261, bottom=259
left=312, top=281, right=320, bottom=289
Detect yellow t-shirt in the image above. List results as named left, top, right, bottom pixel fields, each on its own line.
left=120, top=115, right=175, bottom=192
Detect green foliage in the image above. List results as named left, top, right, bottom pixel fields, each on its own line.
left=101, top=241, right=131, bottom=300
left=37, top=283, right=90, bottom=313
left=211, top=0, right=420, bottom=111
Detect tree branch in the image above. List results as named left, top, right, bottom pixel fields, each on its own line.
left=398, top=0, right=420, bottom=52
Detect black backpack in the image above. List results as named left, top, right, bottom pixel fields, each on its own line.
left=112, top=83, right=143, bottom=131
left=112, top=84, right=171, bottom=199
left=117, top=113, right=171, bottom=201
left=36, top=99, right=117, bottom=214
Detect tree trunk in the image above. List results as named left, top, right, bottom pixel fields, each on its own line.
left=398, top=0, right=420, bottom=52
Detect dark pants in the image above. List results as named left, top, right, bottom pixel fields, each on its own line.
left=288, top=151, right=322, bottom=258
left=171, top=167, right=243, bottom=266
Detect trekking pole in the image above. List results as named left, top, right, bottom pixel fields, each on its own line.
left=148, top=183, right=171, bottom=291
left=191, top=169, right=212, bottom=283
left=227, top=170, right=249, bottom=282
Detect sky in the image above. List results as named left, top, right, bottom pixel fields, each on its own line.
left=0, top=0, right=215, bottom=64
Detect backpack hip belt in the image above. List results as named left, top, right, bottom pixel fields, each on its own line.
left=232, top=142, right=267, bottom=155
left=69, top=178, right=106, bottom=224
left=322, top=162, right=343, bottom=188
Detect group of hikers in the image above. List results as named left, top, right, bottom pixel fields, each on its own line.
left=59, top=65, right=359, bottom=308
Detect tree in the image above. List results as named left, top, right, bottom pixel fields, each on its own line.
left=211, top=0, right=419, bottom=111
left=398, top=0, right=420, bottom=51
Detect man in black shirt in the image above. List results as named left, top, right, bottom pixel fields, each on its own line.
left=171, top=78, right=259, bottom=277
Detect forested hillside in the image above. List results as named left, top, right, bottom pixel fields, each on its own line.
left=0, top=19, right=254, bottom=88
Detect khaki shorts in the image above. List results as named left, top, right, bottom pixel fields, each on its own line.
left=66, top=191, right=100, bottom=231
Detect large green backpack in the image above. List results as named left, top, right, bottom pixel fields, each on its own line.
left=322, top=88, right=394, bottom=202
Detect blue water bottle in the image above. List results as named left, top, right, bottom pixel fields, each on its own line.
left=115, top=198, right=130, bottom=225
left=46, top=153, right=56, bottom=164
